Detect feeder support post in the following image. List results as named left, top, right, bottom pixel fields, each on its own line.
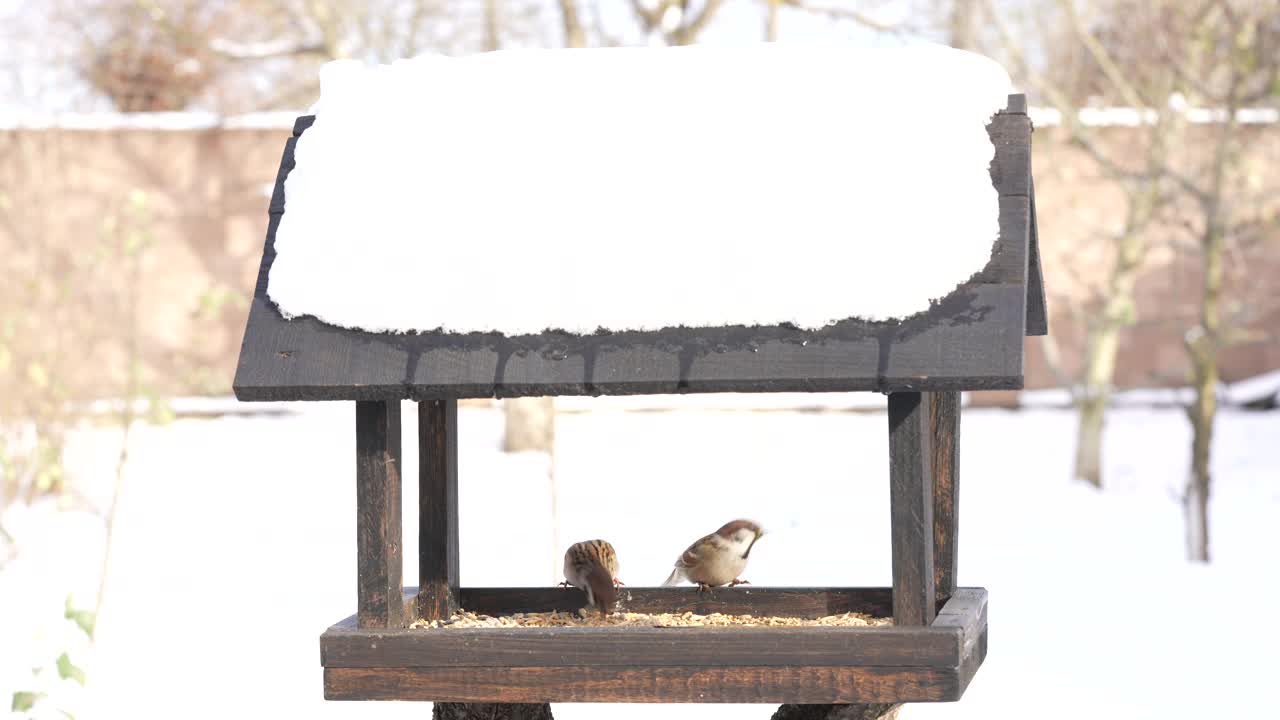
left=888, top=392, right=936, bottom=626
left=418, top=398, right=461, bottom=621
left=930, top=391, right=960, bottom=605
left=355, top=400, right=406, bottom=629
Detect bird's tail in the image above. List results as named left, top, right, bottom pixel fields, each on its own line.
left=585, top=563, right=617, bottom=616
left=661, top=568, right=683, bottom=587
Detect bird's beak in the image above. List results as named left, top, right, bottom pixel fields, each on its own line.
left=755, top=527, right=765, bottom=539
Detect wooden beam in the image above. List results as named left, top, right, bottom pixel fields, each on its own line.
left=929, top=392, right=960, bottom=606
left=355, top=400, right=405, bottom=629
left=417, top=398, right=460, bottom=622
left=324, top=665, right=965, bottom=704
left=933, top=590, right=990, bottom=698
left=456, top=586, right=894, bottom=619
left=322, top=588, right=989, bottom=703
left=930, top=588, right=986, bottom=652
left=888, top=392, right=936, bottom=626
left=321, top=624, right=962, bottom=669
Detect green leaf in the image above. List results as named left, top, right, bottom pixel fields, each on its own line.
left=12, top=691, right=43, bottom=711
left=56, top=652, right=86, bottom=686
left=64, top=596, right=96, bottom=638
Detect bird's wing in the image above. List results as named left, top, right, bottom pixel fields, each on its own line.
left=675, top=534, right=716, bottom=568
left=597, top=540, right=619, bottom=576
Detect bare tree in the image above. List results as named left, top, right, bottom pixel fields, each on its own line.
left=1167, top=0, right=1280, bottom=562
left=58, top=0, right=229, bottom=111
left=628, top=0, right=727, bottom=45
left=983, top=0, right=1196, bottom=489
left=947, top=0, right=978, bottom=49
left=558, top=0, right=587, bottom=47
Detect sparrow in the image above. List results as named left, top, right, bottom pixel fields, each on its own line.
left=662, top=519, right=764, bottom=590
left=560, top=539, right=623, bottom=616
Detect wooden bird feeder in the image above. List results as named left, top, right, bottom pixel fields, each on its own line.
left=234, top=94, right=1043, bottom=711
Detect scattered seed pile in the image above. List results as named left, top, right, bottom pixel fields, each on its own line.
left=411, top=609, right=892, bottom=629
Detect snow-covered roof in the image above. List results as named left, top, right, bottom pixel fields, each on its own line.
left=233, top=45, right=1041, bottom=401
left=268, top=45, right=1013, bottom=335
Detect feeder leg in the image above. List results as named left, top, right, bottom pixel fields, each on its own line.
left=355, top=400, right=405, bottom=629
left=771, top=704, right=900, bottom=720
left=418, top=398, right=460, bottom=622
left=888, top=392, right=936, bottom=626
left=929, top=392, right=960, bottom=606
left=432, top=703, right=553, bottom=720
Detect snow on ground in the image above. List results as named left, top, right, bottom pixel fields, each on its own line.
left=267, top=44, right=1012, bottom=334
left=1, top=402, right=1276, bottom=719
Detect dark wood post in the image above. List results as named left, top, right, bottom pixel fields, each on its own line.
left=888, top=392, right=936, bottom=626
left=433, top=703, right=553, bottom=720
left=929, top=392, right=960, bottom=606
left=771, top=703, right=900, bottom=720
left=420, top=400, right=553, bottom=719
left=417, top=398, right=460, bottom=621
left=355, top=400, right=405, bottom=629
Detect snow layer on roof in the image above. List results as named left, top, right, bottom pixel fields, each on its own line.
left=266, top=43, right=1014, bottom=335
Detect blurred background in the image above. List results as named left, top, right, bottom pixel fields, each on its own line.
left=1, top=1, right=1277, bottom=719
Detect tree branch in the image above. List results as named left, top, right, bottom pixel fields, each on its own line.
left=671, top=0, right=726, bottom=44
left=559, top=0, right=587, bottom=48
left=627, top=0, right=667, bottom=33
left=208, top=36, right=326, bottom=60
left=784, top=1, right=903, bottom=33
left=1056, top=0, right=1149, bottom=108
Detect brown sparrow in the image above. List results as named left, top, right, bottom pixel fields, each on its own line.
left=662, top=519, right=764, bottom=590
left=560, top=539, right=623, bottom=615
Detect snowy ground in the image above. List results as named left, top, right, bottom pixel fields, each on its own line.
left=1, top=400, right=1276, bottom=719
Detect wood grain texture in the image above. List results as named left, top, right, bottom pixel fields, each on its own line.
left=928, top=392, right=960, bottom=606
left=972, top=196, right=1031, bottom=286
left=888, top=393, right=936, bottom=627
left=930, top=589, right=987, bottom=662
left=356, top=401, right=404, bottom=629
left=324, top=665, right=965, bottom=704
left=417, top=398, right=459, bottom=621
left=319, top=588, right=988, bottom=704
left=456, top=586, right=894, bottom=619
left=232, top=96, right=1035, bottom=401
left=321, top=624, right=962, bottom=669
left=955, top=627, right=988, bottom=697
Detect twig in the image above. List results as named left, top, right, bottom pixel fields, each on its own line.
left=92, top=197, right=145, bottom=640
left=208, top=36, right=326, bottom=60
left=1056, top=0, right=1149, bottom=109
left=783, top=1, right=903, bottom=33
